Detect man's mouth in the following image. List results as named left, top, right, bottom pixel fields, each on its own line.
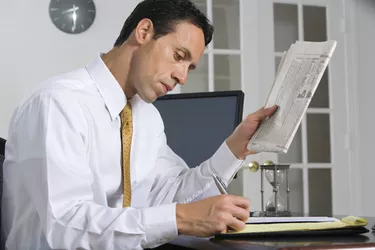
left=161, top=82, right=173, bottom=92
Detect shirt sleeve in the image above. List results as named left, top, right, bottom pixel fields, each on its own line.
left=12, top=92, right=177, bottom=250
left=148, top=132, right=244, bottom=206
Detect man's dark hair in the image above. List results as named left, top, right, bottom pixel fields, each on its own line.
left=114, top=0, right=214, bottom=47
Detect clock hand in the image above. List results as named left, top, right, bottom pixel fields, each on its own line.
left=62, top=5, right=79, bottom=14
left=72, top=4, right=77, bottom=32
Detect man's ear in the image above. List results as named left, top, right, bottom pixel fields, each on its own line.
left=134, top=18, right=154, bottom=45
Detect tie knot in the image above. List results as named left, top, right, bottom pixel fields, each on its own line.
left=124, top=102, right=132, bottom=111
left=121, top=102, right=132, bottom=128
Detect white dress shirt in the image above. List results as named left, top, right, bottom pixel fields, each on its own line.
left=2, top=55, right=243, bottom=250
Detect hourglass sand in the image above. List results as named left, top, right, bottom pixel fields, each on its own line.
left=260, top=164, right=292, bottom=217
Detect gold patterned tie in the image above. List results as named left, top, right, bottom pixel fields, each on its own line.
left=121, top=102, right=132, bottom=207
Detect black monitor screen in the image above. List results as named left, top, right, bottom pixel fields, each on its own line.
left=153, top=91, right=244, bottom=168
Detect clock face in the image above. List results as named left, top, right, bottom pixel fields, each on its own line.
left=49, top=0, right=96, bottom=34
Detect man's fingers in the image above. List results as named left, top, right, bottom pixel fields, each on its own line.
left=250, top=105, right=278, bottom=121
left=265, top=105, right=278, bottom=116
left=228, top=195, right=250, bottom=210
left=227, top=217, right=247, bottom=232
left=258, top=105, right=278, bottom=118
left=229, top=205, right=250, bottom=222
left=245, top=149, right=257, bottom=156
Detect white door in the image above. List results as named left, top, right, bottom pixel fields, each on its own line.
left=250, top=0, right=354, bottom=217
left=173, top=0, right=356, bottom=217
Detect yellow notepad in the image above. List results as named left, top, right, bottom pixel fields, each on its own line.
left=224, top=216, right=367, bottom=235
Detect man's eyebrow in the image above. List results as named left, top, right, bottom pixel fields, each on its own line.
left=180, top=47, right=196, bottom=70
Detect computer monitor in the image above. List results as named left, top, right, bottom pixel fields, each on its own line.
left=153, top=90, right=244, bottom=168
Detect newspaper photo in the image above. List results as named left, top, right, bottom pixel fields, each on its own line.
left=248, top=40, right=337, bottom=153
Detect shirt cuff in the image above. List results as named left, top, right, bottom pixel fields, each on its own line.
left=142, top=203, right=178, bottom=248
left=210, top=141, right=244, bottom=183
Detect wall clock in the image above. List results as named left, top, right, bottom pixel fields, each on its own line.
left=49, top=0, right=96, bottom=34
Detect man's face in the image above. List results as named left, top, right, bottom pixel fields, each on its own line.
left=129, top=21, right=205, bottom=103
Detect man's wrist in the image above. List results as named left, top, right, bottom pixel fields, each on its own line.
left=142, top=204, right=178, bottom=247
left=226, top=136, right=245, bottom=160
left=209, top=140, right=245, bottom=183
left=176, top=204, right=190, bottom=235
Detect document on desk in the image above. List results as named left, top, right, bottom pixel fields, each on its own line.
left=246, top=216, right=336, bottom=224
left=220, top=216, right=368, bottom=236
left=248, top=41, right=337, bottom=153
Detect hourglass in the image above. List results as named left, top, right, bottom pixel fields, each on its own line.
left=260, top=163, right=292, bottom=216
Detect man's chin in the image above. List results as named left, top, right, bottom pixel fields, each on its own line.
left=140, top=92, right=162, bottom=103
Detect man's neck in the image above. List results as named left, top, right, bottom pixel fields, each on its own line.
left=101, top=46, right=136, bottom=99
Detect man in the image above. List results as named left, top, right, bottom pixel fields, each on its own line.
left=2, top=0, right=277, bottom=249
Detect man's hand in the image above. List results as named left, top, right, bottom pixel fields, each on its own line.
left=176, top=195, right=250, bottom=237
left=226, top=105, right=278, bottom=159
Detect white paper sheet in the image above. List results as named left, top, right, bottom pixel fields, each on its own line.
left=246, top=216, right=337, bottom=224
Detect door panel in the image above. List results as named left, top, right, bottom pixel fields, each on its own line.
left=214, top=55, right=241, bottom=91
left=256, top=0, right=351, bottom=216
left=212, top=0, right=240, bottom=50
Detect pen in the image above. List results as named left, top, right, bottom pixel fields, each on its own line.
left=212, top=174, right=256, bottom=218
left=213, top=174, right=254, bottom=218
left=212, top=173, right=228, bottom=195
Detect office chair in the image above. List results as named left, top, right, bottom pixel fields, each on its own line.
left=0, top=137, right=5, bottom=206
left=0, top=137, right=5, bottom=250
left=0, top=137, right=5, bottom=198
left=0, top=137, right=5, bottom=177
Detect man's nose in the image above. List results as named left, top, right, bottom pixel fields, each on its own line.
left=172, top=66, right=188, bottom=85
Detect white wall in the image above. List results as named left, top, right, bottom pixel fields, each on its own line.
left=354, top=0, right=375, bottom=216
left=0, top=0, right=138, bottom=138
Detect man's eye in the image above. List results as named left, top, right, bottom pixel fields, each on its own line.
left=174, top=53, right=183, bottom=61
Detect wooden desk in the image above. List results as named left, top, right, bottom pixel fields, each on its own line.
left=156, top=217, right=375, bottom=250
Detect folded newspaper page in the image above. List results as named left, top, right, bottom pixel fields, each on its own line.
left=248, top=40, right=337, bottom=153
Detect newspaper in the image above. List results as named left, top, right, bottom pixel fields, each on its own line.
left=248, top=40, right=337, bottom=153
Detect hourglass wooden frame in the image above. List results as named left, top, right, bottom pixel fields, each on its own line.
left=260, top=164, right=292, bottom=216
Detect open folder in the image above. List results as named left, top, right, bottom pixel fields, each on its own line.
left=215, top=216, right=369, bottom=238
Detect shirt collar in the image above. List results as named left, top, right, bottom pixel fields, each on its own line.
left=85, top=54, right=127, bottom=121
